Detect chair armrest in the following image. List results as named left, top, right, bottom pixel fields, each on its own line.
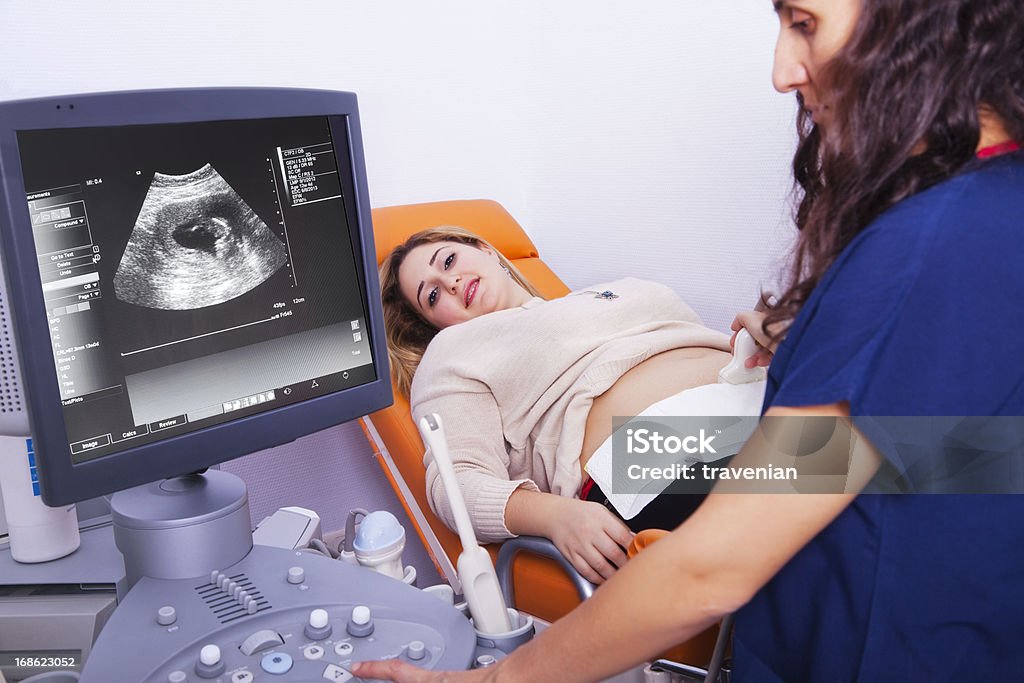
left=495, top=535, right=596, bottom=608
left=650, top=612, right=735, bottom=683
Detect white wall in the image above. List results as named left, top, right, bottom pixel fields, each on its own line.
left=1, top=0, right=799, bottom=329
left=0, top=0, right=800, bottom=555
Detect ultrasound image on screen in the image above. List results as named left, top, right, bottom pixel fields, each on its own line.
left=113, top=163, right=287, bottom=310
left=16, top=114, right=377, bottom=466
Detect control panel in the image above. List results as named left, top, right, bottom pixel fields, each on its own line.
left=79, top=544, right=477, bottom=682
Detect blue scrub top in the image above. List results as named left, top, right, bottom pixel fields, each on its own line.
left=733, top=153, right=1024, bottom=682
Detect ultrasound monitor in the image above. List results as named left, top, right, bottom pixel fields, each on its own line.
left=0, top=89, right=392, bottom=506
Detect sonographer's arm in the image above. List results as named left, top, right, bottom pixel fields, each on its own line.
left=354, top=403, right=882, bottom=683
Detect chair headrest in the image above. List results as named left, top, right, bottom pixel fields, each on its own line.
left=371, top=199, right=539, bottom=267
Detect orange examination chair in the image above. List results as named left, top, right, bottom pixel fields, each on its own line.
left=359, top=199, right=721, bottom=668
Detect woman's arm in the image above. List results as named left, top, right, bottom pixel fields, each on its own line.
left=416, top=392, right=537, bottom=543
left=417, top=390, right=633, bottom=582
left=356, top=402, right=882, bottom=683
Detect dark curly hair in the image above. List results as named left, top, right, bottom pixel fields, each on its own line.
left=764, top=0, right=1024, bottom=340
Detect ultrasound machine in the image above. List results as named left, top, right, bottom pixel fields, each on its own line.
left=0, top=89, right=509, bottom=682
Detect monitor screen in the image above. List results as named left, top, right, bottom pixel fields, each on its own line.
left=0, top=90, right=392, bottom=505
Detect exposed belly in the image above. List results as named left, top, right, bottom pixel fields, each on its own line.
left=580, top=346, right=731, bottom=474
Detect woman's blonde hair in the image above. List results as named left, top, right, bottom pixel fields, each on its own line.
left=379, top=226, right=542, bottom=398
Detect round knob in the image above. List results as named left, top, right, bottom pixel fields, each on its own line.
left=347, top=605, right=374, bottom=637
left=287, top=566, right=305, bottom=584
left=407, top=640, right=426, bottom=661
left=157, top=605, right=177, bottom=626
left=195, top=644, right=225, bottom=679
left=475, top=655, right=497, bottom=668
left=305, top=608, right=333, bottom=640
left=200, top=645, right=220, bottom=667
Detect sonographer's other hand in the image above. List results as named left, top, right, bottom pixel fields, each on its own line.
left=547, top=497, right=634, bottom=584
left=353, top=658, right=495, bottom=682
left=730, top=310, right=777, bottom=368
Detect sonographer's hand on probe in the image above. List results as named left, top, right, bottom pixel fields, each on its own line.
left=730, top=310, right=777, bottom=368
left=353, top=658, right=496, bottom=682
left=545, top=497, right=634, bottom=585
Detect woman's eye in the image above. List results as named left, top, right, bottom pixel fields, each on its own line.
left=444, top=253, right=455, bottom=269
left=428, top=287, right=438, bottom=306
left=790, top=10, right=814, bottom=32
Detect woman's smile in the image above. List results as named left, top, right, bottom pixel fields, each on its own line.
left=465, top=277, right=480, bottom=307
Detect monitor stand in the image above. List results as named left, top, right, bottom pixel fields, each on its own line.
left=110, top=469, right=252, bottom=590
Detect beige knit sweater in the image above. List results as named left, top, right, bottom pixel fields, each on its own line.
left=410, top=278, right=731, bottom=542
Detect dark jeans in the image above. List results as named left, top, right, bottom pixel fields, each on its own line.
left=583, top=456, right=732, bottom=533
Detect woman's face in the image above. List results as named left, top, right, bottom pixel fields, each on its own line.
left=772, top=0, right=862, bottom=127
left=398, top=240, right=529, bottom=329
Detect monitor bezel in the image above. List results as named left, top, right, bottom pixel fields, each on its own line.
left=0, top=88, right=393, bottom=506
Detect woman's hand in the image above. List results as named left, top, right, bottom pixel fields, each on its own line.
left=504, top=488, right=634, bottom=584
left=544, top=497, right=634, bottom=584
left=730, top=310, right=777, bottom=368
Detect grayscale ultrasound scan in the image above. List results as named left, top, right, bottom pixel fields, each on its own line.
left=114, top=163, right=287, bottom=310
